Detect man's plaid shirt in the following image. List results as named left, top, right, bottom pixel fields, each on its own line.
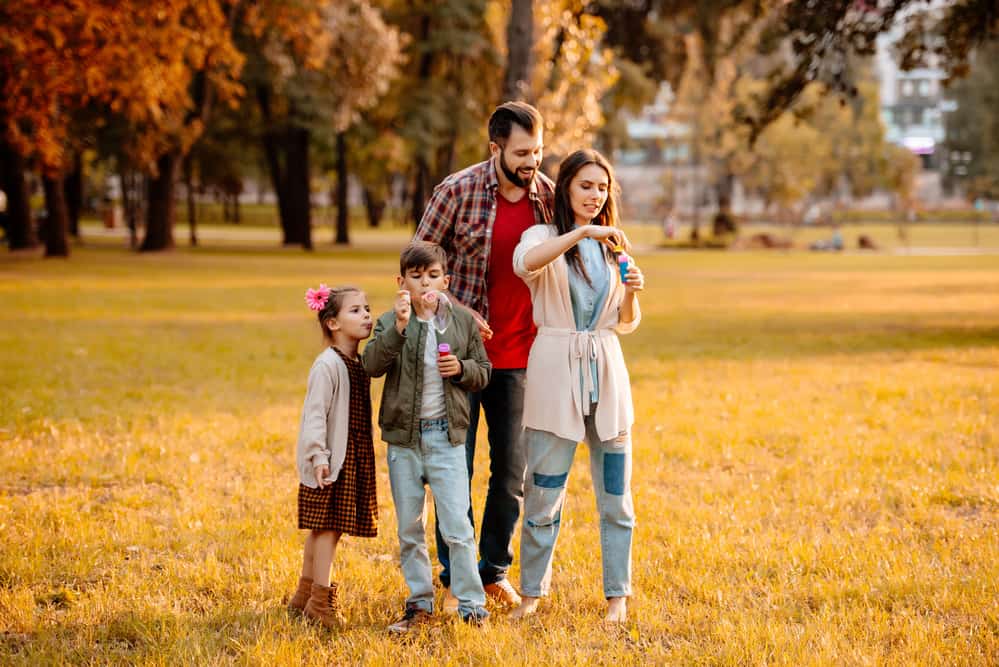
left=415, top=159, right=555, bottom=321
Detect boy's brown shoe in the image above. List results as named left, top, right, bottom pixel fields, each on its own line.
left=387, top=604, right=432, bottom=634
left=287, top=576, right=313, bottom=616
left=303, top=582, right=346, bottom=629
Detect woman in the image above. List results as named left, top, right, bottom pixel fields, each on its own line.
left=510, top=149, right=644, bottom=623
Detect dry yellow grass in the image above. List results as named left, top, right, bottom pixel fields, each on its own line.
left=1, top=238, right=997, bottom=665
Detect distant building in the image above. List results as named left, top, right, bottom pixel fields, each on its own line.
left=874, top=0, right=958, bottom=203
left=613, top=84, right=715, bottom=221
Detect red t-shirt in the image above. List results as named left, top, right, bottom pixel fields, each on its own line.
left=484, top=192, right=537, bottom=369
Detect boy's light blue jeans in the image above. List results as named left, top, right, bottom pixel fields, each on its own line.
left=387, top=419, right=488, bottom=620
left=520, top=414, right=635, bottom=599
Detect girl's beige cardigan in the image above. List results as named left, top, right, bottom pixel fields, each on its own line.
left=513, top=224, right=641, bottom=443
left=296, top=347, right=350, bottom=488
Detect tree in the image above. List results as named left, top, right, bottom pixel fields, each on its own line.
left=942, top=43, right=999, bottom=200
left=529, top=1, right=620, bottom=161
left=242, top=0, right=403, bottom=247
left=380, top=0, right=503, bottom=224
left=503, top=0, right=534, bottom=101
left=0, top=1, right=245, bottom=254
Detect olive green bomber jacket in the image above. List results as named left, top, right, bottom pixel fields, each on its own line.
left=361, top=305, right=491, bottom=448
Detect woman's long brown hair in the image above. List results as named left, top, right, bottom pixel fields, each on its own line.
left=551, top=149, right=621, bottom=286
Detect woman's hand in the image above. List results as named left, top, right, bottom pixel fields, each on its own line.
left=624, top=263, right=645, bottom=293
left=583, top=225, right=630, bottom=252
left=314, top=464, right=332, bottom=487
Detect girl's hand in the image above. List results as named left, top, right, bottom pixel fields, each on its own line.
left=624, top=263, right=645, bottom=293
left=314, top=464, right=332, bottom=487
left=438, top=353, right=462, bottom=378
left=394, top=290, right=411, bottom=333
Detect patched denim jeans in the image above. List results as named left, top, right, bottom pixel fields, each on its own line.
left=519, top=413, right=635, bottom=599
left=387, top=419, right=488, bottom=619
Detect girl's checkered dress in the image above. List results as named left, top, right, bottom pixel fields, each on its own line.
left=297, top=349, right=378, bottom=536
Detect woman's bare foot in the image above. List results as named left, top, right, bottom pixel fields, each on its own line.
left=605, top=596, right=627, bottom=623
left=510, top=596, right=541, bottom=620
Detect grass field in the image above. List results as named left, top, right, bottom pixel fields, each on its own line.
left=1, top=236, right=998, bottom=665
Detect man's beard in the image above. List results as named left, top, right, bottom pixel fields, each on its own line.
left=500, top=150, right=536, bottom=188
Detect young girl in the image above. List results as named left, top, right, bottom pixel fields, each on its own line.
left=510, top=149, right=644, bottom=623
left=287, top=284, right=377, bottom=628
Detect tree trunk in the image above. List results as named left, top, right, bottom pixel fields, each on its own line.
left=411, top=158, right=431, bottom=228
left=42, top=174, right=70, bottom=257
left=257, top=84, right=297, bottom=246
left=335, top=132, right=349, bottom=245
left=411, top=14, right=435, bottom=227
left=363, top=187, right=386, bottom=228
left=184, top=154, right=197, bottom=247
left=285, top=125, right=312, bottom=250
left=262, top=127, right=295, bottom=244
left=1, top=138, right=37, bottom=250
left=140, top=152, right=180, bottom=251
left=712, top=170, right=737, bottom=237
left=233, top=192, right=240, bottom=224
left=503, top=0, right=534, bottom=101
left=64, top=153, right=83, bottom=238
left=119, top=168, right=142, bottom=249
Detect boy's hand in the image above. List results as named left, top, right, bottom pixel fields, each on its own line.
left=438, top=353, right=462, bottom=378
left=314, top=464, right=332, bottom=487
left=394, top=290, right=411, bottom=333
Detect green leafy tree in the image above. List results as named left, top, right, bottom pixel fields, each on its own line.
left=942, top=43, right=999, bottom=200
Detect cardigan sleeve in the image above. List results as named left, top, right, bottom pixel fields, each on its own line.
left=513, top=224, right=556, bottom=282
left=615, top=298, right=642, bottom=334
left=298, top=358, right=336, bottom=471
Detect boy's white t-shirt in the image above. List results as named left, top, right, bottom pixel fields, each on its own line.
left=417, top=316, right=447, bottom=419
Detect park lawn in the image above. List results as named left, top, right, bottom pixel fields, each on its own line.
left=1, top=244, right=997, bottom=665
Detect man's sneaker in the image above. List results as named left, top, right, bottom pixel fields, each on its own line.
left=387, top=604, right=431, bottom=634
left=442, top=588, right=459, bottom=614
left=483, top=579, right=522, bottom=607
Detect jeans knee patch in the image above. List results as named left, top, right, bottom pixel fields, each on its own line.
left=533, top=471, right=568, bottom=489
left=603, top=453, right=626, bottom=496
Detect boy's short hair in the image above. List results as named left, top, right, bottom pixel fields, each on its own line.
left=400, top=241, right=448, bottom=275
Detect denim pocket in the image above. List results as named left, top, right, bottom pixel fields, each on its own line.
left=603, top=452, right=626, bottom=496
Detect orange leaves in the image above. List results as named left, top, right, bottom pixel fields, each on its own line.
left=1, top=0, right=244, bottom=172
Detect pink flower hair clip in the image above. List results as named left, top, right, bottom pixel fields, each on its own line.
left=305, top=284, right=331, bottom=311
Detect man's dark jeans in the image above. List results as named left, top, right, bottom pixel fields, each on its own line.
left=435, top=369, right=527, bottom=587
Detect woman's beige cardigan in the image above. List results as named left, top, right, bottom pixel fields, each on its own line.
left=513, top=224, right=641, bottom=443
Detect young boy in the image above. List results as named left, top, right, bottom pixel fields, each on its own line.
left=362, top=241, right=492, bottom=632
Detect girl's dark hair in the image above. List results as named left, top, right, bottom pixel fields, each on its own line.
left=552, top=149, right=621, bottom=286
left=318, top=286, right=362, bottom=339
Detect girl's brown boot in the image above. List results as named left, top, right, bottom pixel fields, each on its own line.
left=303, top=582, right=346, bottom=629
left=287, top=576, right=313, bottom=616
